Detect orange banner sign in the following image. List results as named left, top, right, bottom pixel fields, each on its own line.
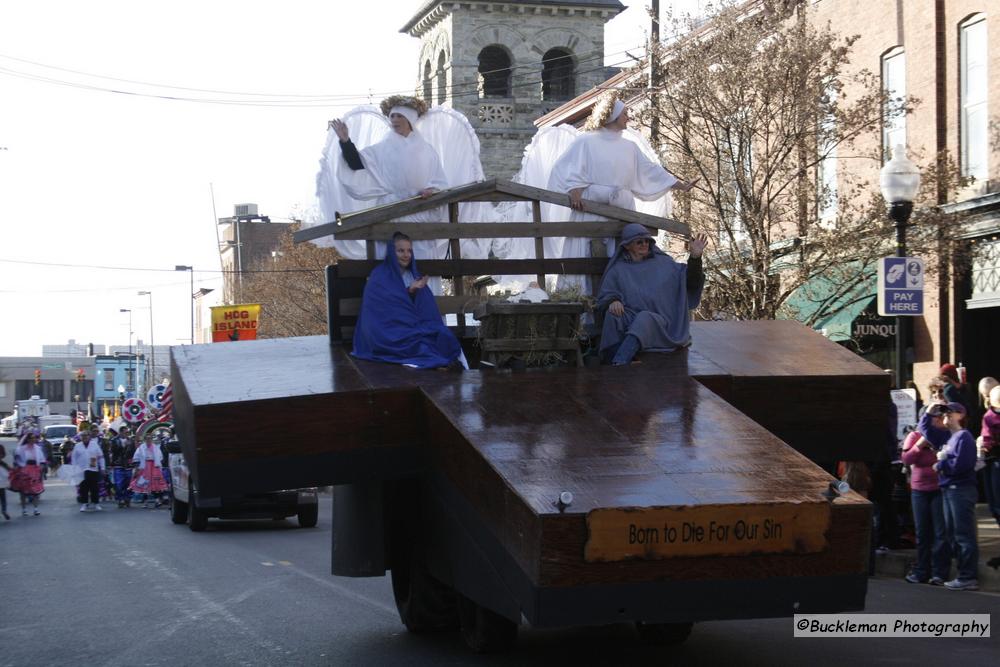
left=211, top=304, right=261, bottom=342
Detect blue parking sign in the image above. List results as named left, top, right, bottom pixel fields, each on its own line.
left=878, top=257, right=923, bottom=316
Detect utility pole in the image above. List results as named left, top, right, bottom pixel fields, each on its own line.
left=649, top=0, right=660, bottom=150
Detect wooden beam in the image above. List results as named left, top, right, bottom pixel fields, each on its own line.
left=335, top=258, right=609, bottom=278
left=334, top=222, right=636, bottom=240
left=496, top=180, right=690, bottom=236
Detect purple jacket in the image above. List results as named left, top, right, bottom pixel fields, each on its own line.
left=918, top=411, right=976, bottom=487
left=936, top=430, right=977, bottom=487
left=981, top=407, right=1000, bottom=456
left=900, top=431, right=940, bottom=492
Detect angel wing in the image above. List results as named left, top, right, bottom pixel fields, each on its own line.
left=622, top=128, right=672, bottom=219
left=304, top=105, right=390, bottom=258
left=490, top=125, right=582, bottom=292
left=416, top=106, right=490, bottom=258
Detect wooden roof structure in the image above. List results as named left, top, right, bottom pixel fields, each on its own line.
left=292, top=178, right=691, bottom=290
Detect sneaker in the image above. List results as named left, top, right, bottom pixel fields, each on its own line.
left=22, top=510, right=28, bottom=517
left=2, top=512, right=9, bottom=520
left=94, top=504, right=103, bottom=511
left=904, top=573, right=926, bottom=584
left=32, top=509, right=40, bottom=516
left=928, top=577, right=945, bottom=586
left=875, top=546, right=890, bottom=554
left=80, top=504, right=88, bottom=512
left=943, top=578, right=979, bottom=591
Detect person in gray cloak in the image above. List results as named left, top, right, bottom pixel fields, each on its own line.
left=597, top=223, right=708, bottom=365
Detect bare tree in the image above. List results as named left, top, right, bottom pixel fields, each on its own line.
left=635, top=1, right=966, bottom=327
left=239, top=226, right=339, bottom=338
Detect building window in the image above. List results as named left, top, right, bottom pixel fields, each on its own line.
left=125, top=368, right=135, bottom=393
left=478, top=46, right=512, bottom=98
left=0, top=382, right=7, bottom=398
left=436, top=51, right=447, bottom=105
left=70, top=380, right=94, bottom=401
left=881, top=47, right=906, bottom=161
left=16, top=379, right=64, bottom=402
left=423, top=60, right=432, bottom=102
left=960, top=15, right=988, bottom=180
left=103, top=369, right=115, bottom=391
left=541, top=48, right=574, bottom=101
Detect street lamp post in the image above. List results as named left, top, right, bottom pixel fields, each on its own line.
left=138, top=290, right=155, bottom=386
left=119, top=308, right=133, bottom=394
left=880, top=144, right=922, bottom=390
left=175, top=265, right=194, bottom=344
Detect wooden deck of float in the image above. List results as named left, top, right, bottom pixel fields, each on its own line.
left=171, top=320, right=882, bottom=593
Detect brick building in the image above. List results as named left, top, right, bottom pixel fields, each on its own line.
left=540, top=0, right=999, bottom=396
left=217, top=204, right=293, bottom=304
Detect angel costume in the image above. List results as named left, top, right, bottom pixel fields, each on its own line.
left=548, top=126, right=679, bottom=274
left=306, top=103, right=490, bottom=282
left=503, top=103, right=677, bottom=293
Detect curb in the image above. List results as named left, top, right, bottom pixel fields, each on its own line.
left=875, top=548, right=1000, bottom=592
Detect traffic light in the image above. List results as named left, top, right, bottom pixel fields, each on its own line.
left=34, top=369, right=41, bottom=385
left=76, top=368, right=85, bottom=382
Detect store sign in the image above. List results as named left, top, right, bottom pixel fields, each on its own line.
left=210, top=304, right=261, bottom=342
left=852, top=315, right=896, bottom=339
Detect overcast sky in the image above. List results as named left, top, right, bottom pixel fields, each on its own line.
left=0, top=0, right=703, bottom=357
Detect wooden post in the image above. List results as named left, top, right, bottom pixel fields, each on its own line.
left=449, top=202, right=465, bottom=337
left=532, top=200, right=545, bottom=288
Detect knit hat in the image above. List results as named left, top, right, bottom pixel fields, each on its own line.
left=939, top=363, right=959, bottom=383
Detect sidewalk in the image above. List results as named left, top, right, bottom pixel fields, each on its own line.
left=875, top=503, right=1000, bottom=591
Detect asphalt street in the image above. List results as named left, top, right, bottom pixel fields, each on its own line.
left=1, top=443, right=997, bottom=666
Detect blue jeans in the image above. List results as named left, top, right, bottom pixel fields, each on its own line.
left=941, top=484, right=979, bottom=581
left=910, top=489, right=950, bottom=580
left=983, top=460, right=1000, bottom=522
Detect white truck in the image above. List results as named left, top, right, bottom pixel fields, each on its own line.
left=1, top=396, right=51, bottom=435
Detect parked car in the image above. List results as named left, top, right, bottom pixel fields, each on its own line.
left=0, top=415, right=16, bottom=436
left=166, top=440, right=319, bottom=531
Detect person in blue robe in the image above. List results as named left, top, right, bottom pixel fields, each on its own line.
left=596, top=223, right=707, bottom=365
left=352, top=232, right=463, bottom=369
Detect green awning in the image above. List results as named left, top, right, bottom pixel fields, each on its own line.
left=781, top=264, right=876, bottom=342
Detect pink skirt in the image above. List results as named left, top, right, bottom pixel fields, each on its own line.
left=12, top=464, right=44, bottom=496
left=128, top=462, right=168, bottom=493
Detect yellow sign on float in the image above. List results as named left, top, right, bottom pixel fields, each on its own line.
left=211, top=304, right=261, bottom=342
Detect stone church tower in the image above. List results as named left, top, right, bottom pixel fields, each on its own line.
left=401, top=0, right=625, bottom=178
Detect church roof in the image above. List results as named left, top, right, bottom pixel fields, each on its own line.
left=401, top=0, right=626, bottom=35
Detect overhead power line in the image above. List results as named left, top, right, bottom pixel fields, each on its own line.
left=0, top=42, right=651, bottom=108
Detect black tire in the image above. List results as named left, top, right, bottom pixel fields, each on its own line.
left=390, top=547, right=458, bottom=632
left=634, top=621, right=693, bottom=646
left=188, top=493, right=208, bottom=532
left=170, top=496, right=189, bottom=524
left=457, top=594, right=518, bottom=654
left=297, top=504, right=318, bottom=528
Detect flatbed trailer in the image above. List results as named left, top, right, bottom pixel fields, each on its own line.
left=170, top=321, right=882, bottom=651
left=170, top=180, right=886, bottom=652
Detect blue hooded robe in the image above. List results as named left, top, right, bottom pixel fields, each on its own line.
left=596, top=229, right=704, bottom=358
left=351, top=242, right=462, bottom=369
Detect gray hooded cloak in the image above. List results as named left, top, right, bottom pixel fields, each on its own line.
left=597, top=230, right=704, bottom=357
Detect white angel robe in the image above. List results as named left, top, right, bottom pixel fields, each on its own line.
left=338, top=130, right=451, bottom=265
left=547, top=128, right=679, bottom=290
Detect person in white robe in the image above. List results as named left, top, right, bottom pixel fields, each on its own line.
left=330, top=97, right=449, bottom=292
left=547, top=93, right=696, bottom=291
